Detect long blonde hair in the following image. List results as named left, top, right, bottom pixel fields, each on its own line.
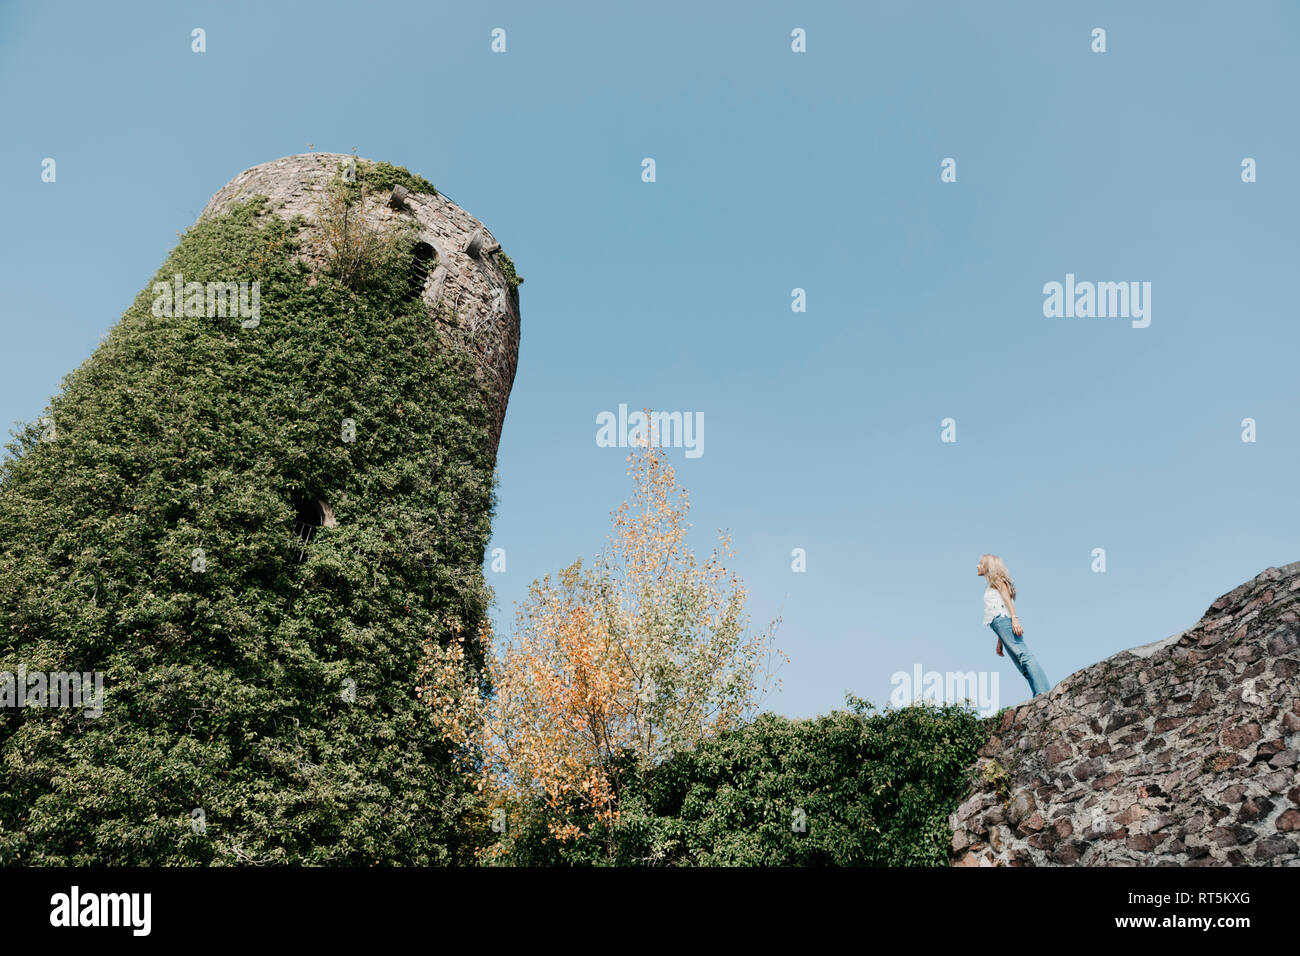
left=979, top=554, right=1016, bottom=599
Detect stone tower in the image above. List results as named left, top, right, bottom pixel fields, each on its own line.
left=200, top=152, right=521, bottom=458
left=0, top=155, right=518, bottom=864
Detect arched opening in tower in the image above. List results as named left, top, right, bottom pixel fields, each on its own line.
left=407, top=241, right=436, bottom=301
left=291, top=493, right=336, bottom=563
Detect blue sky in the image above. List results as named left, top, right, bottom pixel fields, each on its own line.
left=3, top=1, right=1298, bottom=719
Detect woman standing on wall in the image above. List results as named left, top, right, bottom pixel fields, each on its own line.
left=978, top=554, right=1051, bottom=697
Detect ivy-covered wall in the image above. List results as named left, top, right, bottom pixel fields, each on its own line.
left=0, top=190, right=497, bottom=864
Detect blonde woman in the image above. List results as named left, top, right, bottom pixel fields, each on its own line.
left=977, top=554, right=1051, bottom=697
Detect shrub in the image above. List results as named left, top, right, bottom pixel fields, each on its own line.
left=489, top=697, right=997, bottom=866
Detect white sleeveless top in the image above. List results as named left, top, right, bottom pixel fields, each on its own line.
left=983, top=586, right=1010, bottom=624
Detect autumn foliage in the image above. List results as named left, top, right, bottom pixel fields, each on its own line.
left=469, top=442, right=782, bottom=854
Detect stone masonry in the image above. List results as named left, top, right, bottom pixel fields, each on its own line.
left=950, top=561, right=1300, bottom=866
left=199, top=153, right=520, bottom=459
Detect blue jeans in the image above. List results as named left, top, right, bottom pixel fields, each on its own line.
left=989, top=615, right=1051, bottom=697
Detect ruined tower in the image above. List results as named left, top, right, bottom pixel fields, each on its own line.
left=200, top=152, right=521, bottom=458
left=0, top=155, right=520, bottom=864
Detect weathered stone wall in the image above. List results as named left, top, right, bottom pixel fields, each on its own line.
left=199, top=153, right=520, bottom=459
left=950, top=561, right=1300, bottom=866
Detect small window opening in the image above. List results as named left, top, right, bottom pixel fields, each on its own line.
left=292, top=494, right=336, bottom=563
left=407, top=242, right=436, bottom=300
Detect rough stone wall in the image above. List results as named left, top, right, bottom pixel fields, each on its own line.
left=950, top=561, right=1300, bottom=866
left=199, top=153, right=520, bottom=459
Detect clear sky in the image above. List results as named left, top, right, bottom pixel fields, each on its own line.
left=3, top=1, right=1297, bottom=719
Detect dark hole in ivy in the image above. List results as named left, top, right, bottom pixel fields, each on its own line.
left=407, top=241, right=436, bottom=300
left=291, top=494, right=335, bottom=563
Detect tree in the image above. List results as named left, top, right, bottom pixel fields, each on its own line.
left=478, top=440, right=782, bottom=855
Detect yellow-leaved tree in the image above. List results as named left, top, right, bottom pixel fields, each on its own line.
left=471, top=440, right=783, bottom=853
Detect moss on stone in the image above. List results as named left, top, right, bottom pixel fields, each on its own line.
left=358, top=160, right=437, bottom=196
left=494, top=250, right=523, bottom=290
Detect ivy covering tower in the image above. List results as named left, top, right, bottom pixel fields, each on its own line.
left=0, top=154, right=522, bottom=864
